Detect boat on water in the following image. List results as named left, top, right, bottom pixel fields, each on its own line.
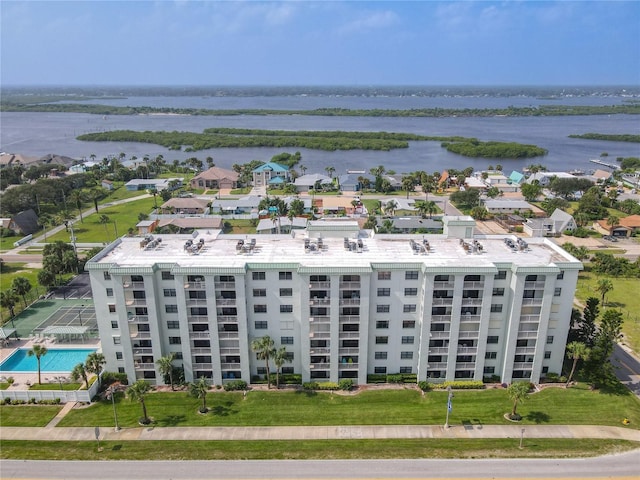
left=569, top=169, right=585, bottom=175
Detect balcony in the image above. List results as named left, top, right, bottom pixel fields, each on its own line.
left=461, top=298, right=482, bottom=306
left=339, top=282, right=361, bottom=289
left=460, top=314, right=481, bottom=323
left=430, top=331, right=450, bottom=339
left=214, top=282, right=235, bottom=289
left=310, top=298, right=331, bottom=306
left=188, top=315, right=209, bottom=323
left=339, top=315, right=360, bottom=322
left=339, top=298, right=360, bottom=306
left=134, top=363, right=155, bottom=370
left=513, top=362, right=533, bottom=370
left=456, top=362, right=476, bottom=369
left=339, top=331, right=360, bottom=339
left=338, top=347, right=359, bottom=355
left=218, top=331, right=239, bottom=339
left=522, top=298, right=543, bottom=306
left=133, top=348, right=153, bottom=356
left=185, top=281, right=206, bottom=289
left=431, top=315, right=451, bottom=322
left=515, top=346, right=536, bottom=355
left=433, top=281, right=454, bottom=289
left=189, top=331, right=210, bottom=339
left=130, top=331, right=152, bottom=340
left=220, top=362, right=241, bottom=370
left=428, top=362, right=448, bottom=369
left=517, top=330, right=538, bottom=339
left=186, top=298, right=208, bottom=306
left=216, top=316, right=237, bottom=322
left=219, top=347, right=240, bottom=355
left=520, top=315, right=540, bottom=323
left=339, top=362, right=359, bottom=370
left=128, top=315, right=149, bottom=323
left=125, top=299, right=147, bottom=306
left=310, top=347, right=331, bottom=354
left=458, top=331, right=479, bottom=338
left=191, top=347, right=211, bottom=354
left=309, top=316, right=330, bottom=323
left=216, top=298, right=236, bottom=306
left=429, top=347, right=449, bottom=354
left=524, top=281, right=546, bottom=289
left=309, top=331, right=331, bottom=339
left=463, top=281, right=484, bottom=289
left=309, top=363, right=331, bottom=369
left=193, top=363, right=213, bottom=370
left=309, top=281, right=331, bottom=289
left=122, top=281, right=145, bottom=289
left=432, top=298, right=453, bottom=305
left=457, top=346, right=477, bottom=354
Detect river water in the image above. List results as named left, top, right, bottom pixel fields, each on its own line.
left=2, top=93, right=639, bottom=174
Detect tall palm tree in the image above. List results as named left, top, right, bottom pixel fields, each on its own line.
left=71, top=362, right=90, bottom=389
left=27, top=344, right=48, bottom=385
left=299, top=164, right=307, bottom=176
left=565, top=341, right=590, bottom=386
left=85, top=352, right=106, bottom=386
left=99, top=214, right=111, bottom=241
left=251, top=335, right=276, bottom=389
left=68, top=190, right=85, bottom=223
left=424, top=200, right=437, bottom=219
left=156, top=352, right=176, bottom=390
left=595, top=278, right=613, bottom=306
left=402, top=176, right=414, bottom=199
left=384, top=200, right=397, bottom=217
left=11, top=277, right=32, bottom=309
left=506, top=381, right=530, bottom=419
left=0, top=290, right=17, bottom=318
left=189, top=376, right=210, bottom=413
left=127, top=380, right=152, bottom=425
left=325, top=166, right=335, bottom=178
left=273, top=346, right=291, bottom=389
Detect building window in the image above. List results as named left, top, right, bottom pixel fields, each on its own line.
left=106, top=288, right=114, bottom=297
left=485, top=351, right=497, bottom=359
left=490, top=304, right=503, bottom=313
left=102, top=271, right=112, bottom=281
left=554, top=287, right=562, bottom=297
left=376, top=320, right=389, bottom=329
left=495, top=270, right=507, bottom=280
left=280, top=288, right=293, bottom=297
left=257, top=367, right=267, bottom=375
left=166, top=305, right=178, bottom=314
left=279, top=272, right=293, bottom=280
left=118, top=367, right=125, bottom=373
left=402, top=320, right=415, bottom=328
left=133, top=290, right=146, bottom=299
left=377, top=288, right=391, bottom=297
left=492, top=288, right=505, bottom=296
left=487, top=336, right=499, bottom=344
left=377, top=305, right=390, bottom=313
left=401, top=336, right=414, bottom=344
left=374, top=366, right=387, bottom=374
left=254, top=321, right=268, bottom=329
left=113, top=336, right=121, bottom=345
left=403, top=304, right=417, bottom=313
left=164, top=288, right=177, bottom=297
left=378, top=271, right=391, bottom=280
left=280, top=305, right=293, bottom=313
left=375, top=351, right=387, bottom=360
left=111, top=320, right=118, bottom=329
left=400, top=351, right=413, bottom=360
left=167, top=321, right=179, bottom=329
left=108, top=304, right=116, bottom=313
left=115, top=351, right=123, bottom=360
left=546, top=335, right=554, bottom=344
left=544, top=351, right=551, bottom=359
left=399, top=366, right=412, bottom=374
left=405, top=271, right=419, bottom=280
left=252, top=272, right=266, bottom=280
left=404, top=288, right=418, bottom=296
left=557, top=271, right=564, bottom=280
left=161, top=271, right=174, bottom=280
left=282, top=367, right=294, bottom=374
left=254, top=304, right=267, bottom=313
left=281, top=336, right=294, bottom=345
left=376, top=336, right=388, bottom=344
left=169, top=337, right=181, bottom=345
left=483, top=366, right=495, bottom=374
left=191, top=307, right=207, bottom=316
left=253, top=289, right=266, bottom=297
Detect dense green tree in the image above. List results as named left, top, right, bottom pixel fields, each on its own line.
left=450, top=189, right=480, bottom=208
left=11, top=277, right=32, bottom=309
left=85, top=352, right=106, bottom=386
left=0, top=290, right=17, bottom=318
left=520, top=182, right=543, bottom=202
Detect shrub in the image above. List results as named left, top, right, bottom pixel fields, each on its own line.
left=418, top=381, right=432, bottom=392
left=303, top=381, right=319, bottom=390
left=386, top=374, right=404, bottom=384
left=316, top=382, right=339, bottom=391
left=223, top=380, right=247, bottom=391
left=430, top=381, right=485, bottom=390
left=280, top=374, right=302, bottom=385
left=367, top=374, right=387, bottom=384
left=338, top=379, right=354, bottom=391
left=100, top=371, right=129, bottom=390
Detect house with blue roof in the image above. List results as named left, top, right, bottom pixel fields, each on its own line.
left=508, top=171, right=525, bottom=185
left=252, top=162, right=291, bottom=188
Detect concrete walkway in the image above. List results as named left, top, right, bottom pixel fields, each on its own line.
left=1, top=424, right=639, bottom=442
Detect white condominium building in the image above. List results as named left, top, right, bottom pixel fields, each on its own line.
left=86, top=217, right=582, bottom=386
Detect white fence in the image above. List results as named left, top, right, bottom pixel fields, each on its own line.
left=1, top=376, right=101, bottom=404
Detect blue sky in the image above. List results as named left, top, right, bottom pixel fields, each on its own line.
left=2, top=1, right=639, bottom=86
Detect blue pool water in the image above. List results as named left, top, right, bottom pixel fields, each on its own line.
left=0, top=349, right=97, bottom=373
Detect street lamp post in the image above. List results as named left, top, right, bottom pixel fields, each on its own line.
left=78, top=304, right=85, bottom=326
left=107, top=385, right=120, bottom=432
left=444, top=386, right=454, bottom=429
left=519, top=428, right=525, bottom=449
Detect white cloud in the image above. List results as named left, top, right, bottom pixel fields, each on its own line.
left=337, top=10, right=400, bottom=35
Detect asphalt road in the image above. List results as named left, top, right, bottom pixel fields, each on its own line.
left=611, top=343, right=640, bottom=398
left=2, top=450, right=640, bottom=479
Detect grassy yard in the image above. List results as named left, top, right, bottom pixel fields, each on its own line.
left=1, top=438, right=635, bottom=461
left=58, top=384, right=640, bottom=429
left=46, top=197, right=156, bottom=244
left=575, top=271, right=640, bottom=354
left=0, top=405, right=62, bottom=426
left=222, top=219, right=257, bottom=234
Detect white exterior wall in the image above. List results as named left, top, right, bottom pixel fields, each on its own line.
left=86, top=230, right=582, bottom=386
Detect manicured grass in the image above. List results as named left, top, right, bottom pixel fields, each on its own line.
left=575, top=270, right=640, bottom=354
left=229, top=187, right=251, bottom=195
left=1, top=438, right=636, bottom=460
left=222, top=219, right=256, bottom=234
left=58, top=385, right=640, bottom=429
left=46, top=197, right=157, bottom=244
left=0, top=383, right=10, bottom=390
left=0, top=405, right=62, bottom=426
left=29, top=382, right=82, bottom=391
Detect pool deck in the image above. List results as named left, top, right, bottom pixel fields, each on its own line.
left=0, top=338, right=101, bottom=390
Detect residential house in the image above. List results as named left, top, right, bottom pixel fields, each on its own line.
left=619, top=215, right=640, bottom=235
left=523, top=209, right=577, bottom=237
left=294, top=173, right=332, bottom=192
left=594, top=219, right=631, bottom=237
left=210, top=196, right=261, bottom=215
left=190, top=167, right=239, bottom=190
left=159, top=198, right=210, bottom=215
left=252, top=162, right=290, bottom=188
left=125, top=178, right=183, bottom=192
left=256, top=216, right=308, bottom=234
left=8, top=209, right=40, bottom=235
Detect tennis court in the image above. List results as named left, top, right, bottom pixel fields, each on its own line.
left=32, top=304, right=98, bottom=339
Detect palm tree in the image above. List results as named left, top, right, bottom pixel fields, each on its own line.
left=422, top=176, right=436, bottom=201
left=565, top=341, right=590, bottom=386
left=270, top=211, right=281, bottom=235
left=127, top=379, right=152, bottom=425
left=69, top=190, right=85, bottom=223
left=251, top=335, right=276, bottom=389
left=99, top=214, right=110, bottom=241
left=402, top=176, right=414, bottom=199
left=606, top=215, right=619, bottom=234
left=189, top=376, right=210, bottom=413
left=0, top=290, right=17, bottom=318
left=424, top=200, right=437, bottom=219
left=506, top=381, right=530, bottom=419
left=85, top=352, right=106, bottom=386
left=11, top=277, right=32, bottom=309
left=71, top=362, right=90, bottom=389
left=595, top=278, right=613, bottom=306
left=156, top=352, right=177, bottom=390
left=384, top=200, right=397, bottom=217
left=325, top=166, right=335, bottom=178
left=299, top=164, right=307, bottom=176
left=273, top=347, right=291, bottom=389
left=27, top=344, right=48, bottom=385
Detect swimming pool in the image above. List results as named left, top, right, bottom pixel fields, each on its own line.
left=0, top=348, right=97, bottom=373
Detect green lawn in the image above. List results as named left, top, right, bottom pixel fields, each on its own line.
left=575, top=271, right=640, bottom=354
left=1, top=438, right=635, bottom=461
left=0, top=405, right=62, bottom=426
left=0, top=263, right=46, bottom=324
left=222, top=219, right=256, bottom=234
left=29, top=382, right=82, bottom=391
left=46, top=197, right=156, bottom=244
left=58, top=385, right=640, bottom=429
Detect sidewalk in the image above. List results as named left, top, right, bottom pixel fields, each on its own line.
left=1, top=424, right=639, bottom=442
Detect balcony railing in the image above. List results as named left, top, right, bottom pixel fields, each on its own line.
left=134, top=363, right=155, bottom=370
left=339, top=298, right=360, bottom=306
left=309, top=281, right=331, bottom=289
left=460, top=314, right=481, bottom=323
left=431, top=315, right=451, bottom=322
left=216, top=316, right=237, bottom=322
left=461, top=298, right=482, bottom=306
left=458, top=331, right=479, bottom=338
left=185, top=281, right=206, bottom=289
left=339, top=331, right=360, bottom=338
left=338, top=363, right=359, bottom=369
left=188, top=315, right=209, bottom=323
left=128, top=315, right=149, bottom=323
left=214, top=282, right=236, bottom=289
left=218, top=331, right=239, bottom=339
left=133, top=348, right=153, bottom=355
left=515, top=346, right=536, bottom=355
left=432, top=298, right=453, bottom=305
left=309, top=363, right=330, bottom=369
left=337, top=347, right=358, bottom=355
left=216, top=298, right=236, bottom=306
left=122, top=281, right=145, bottom=289
left=521, top=298, right=543, bottom=305
left=339, top=315, right=360, bottom=322
left=513, top=362, right=533, bottom=370
left=309, top=316, right=330, bottom=323
left=190, top=347, right=212, bottom=354
left=433, top=281, right=454, bottom=289
left=517, top=330, right=538, bottom=339
left=339, top=282, right=361, bottom=289
left=429, top=347, right=449, bottom=354
left=430, top=331, right=450, bottom=339
left=125, top=299, right=147, bottom=306
left=524, top=281, right=546, bottom=289
left=520, top=315, right=540, bottom=323
left=428, top=362, right=448, bottom=369
left=457, top=346, right=477, bottom=354
left=130, top=331, right=152, bottom=340
left=186, top=298, right=208, bottom=306
left=193, top=363, right=213, bottom=370
left=309, top=331, right=331, bottom=339
left=456, top=362, right=476, bottom=369
left=219, top=347, right=240, bottom=355
left=220, top=362, right=241, bottom=370
left=310, top=348, right=331, bottom=354
left=189, top=331, right=210, bottom=339
left=310, top=298, right=331, bottom=306
left=463, top=281, right=485, bottom=289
